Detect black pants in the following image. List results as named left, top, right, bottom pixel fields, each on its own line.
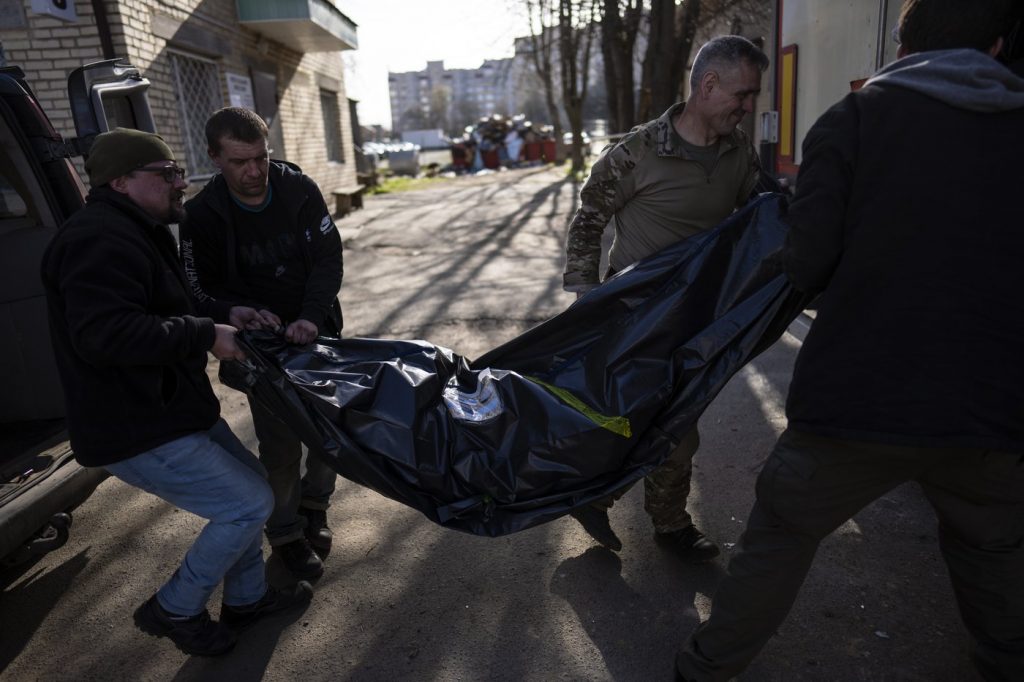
left=247, top=397, right=338, bottom=546
left=676, top=429, right=1024, bottom=681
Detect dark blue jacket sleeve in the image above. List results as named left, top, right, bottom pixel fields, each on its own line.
left=297, top=181, right=343, bottom=331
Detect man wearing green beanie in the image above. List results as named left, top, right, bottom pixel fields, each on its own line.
left=42, top=127, right=312, bottom=656
left=84, top=126, right=177, bottom=187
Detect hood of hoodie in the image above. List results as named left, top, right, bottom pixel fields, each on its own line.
left=865, top=48, right=1024, bottom=112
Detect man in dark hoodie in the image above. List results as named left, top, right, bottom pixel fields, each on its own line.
left=180, top=108, right=343, bottom=581
left=42, top=128, right=312, bottom=657
left=675, top=1, right=1024, bottom=680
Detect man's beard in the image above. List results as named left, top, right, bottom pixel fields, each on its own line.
left=168, top=203, right=186, bottom=223
left=163, top=194, right=186, bottom=224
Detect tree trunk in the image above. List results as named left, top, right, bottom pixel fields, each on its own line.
left=601, top=0, right=641, bottom=132
left=639, top=0, right=697, bottom=122
left=615, top=3, right=640, bottom=130
left=525, top=0, right=564, bottom=158
left=600, top=1, right=621, bottom=133
left=672, top=0, right=702, bottom=102
left=558, top=0, right=597, bottom=174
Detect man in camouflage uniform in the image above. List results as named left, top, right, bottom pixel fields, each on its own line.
left=562, top=35, right=768, bottom=562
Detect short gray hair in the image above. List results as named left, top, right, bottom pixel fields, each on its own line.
left=689, top=35, right=769, bottom=92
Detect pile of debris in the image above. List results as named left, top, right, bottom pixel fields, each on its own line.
left=450, top=114, right=557, bottom=173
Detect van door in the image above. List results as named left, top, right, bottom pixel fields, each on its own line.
left=67, top=58, right=156, bottom=143
left=0, top=69, right=82, bottom=422
left=0, top=58, right=157, bottom=563
left=0, top=58, right=156, bottom=424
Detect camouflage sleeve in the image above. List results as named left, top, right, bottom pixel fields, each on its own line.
left=563, top=140, right=641, bottom=292
left=737, top=132, right=761, bottom=206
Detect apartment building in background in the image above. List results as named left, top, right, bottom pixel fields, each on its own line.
left=387, top=25, right=606, bottom=137
left=389, top=58, right=516, bottom=135
left=386, top=12, right=780, bottom=140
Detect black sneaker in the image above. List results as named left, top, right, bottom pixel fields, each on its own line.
left=569, top=505, right=622, bottom=551
left=220, top=581, right=314, bottom=630
left=271, top=537, right=324, bottom=580
left=656, top=525, right=721, bottom=563
left=133, top=595, right=236, bottom=656
left=298, top=507, right=333, bottom=558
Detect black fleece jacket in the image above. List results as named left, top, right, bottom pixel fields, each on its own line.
left=784, top=50, right=1024, bottom=451
left=41, top=188, right=223, bottom=467
left=179, top=161, right=343, bottom=335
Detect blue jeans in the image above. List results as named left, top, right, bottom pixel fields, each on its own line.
left=248, top=397, right=337, bottom=546
left=105, top=419, right=274, bottom=616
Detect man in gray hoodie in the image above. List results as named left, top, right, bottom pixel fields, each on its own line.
left=674, top=1, right=1024, bottom=680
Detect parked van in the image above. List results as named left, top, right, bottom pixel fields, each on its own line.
left=0, top=59, right=153, bottom=565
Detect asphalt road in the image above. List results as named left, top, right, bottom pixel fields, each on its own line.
left=0, top=166, right=978, bottom=681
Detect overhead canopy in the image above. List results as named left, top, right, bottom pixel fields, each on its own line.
left=236, top=0, right=358, bottom=52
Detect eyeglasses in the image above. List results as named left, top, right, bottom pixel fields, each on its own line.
left=135, top=165, right=187, bottom=183
left=891, top=25, right=901, bottom=45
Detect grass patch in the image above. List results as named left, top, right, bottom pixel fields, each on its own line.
left=369, top=174, right=449, bottom=195
left=562, top=157, right=594, bottom=182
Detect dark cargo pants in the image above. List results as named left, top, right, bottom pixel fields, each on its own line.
left=248, top=396, right=339, bottom=546
left=593, top=426, right=700, bottom=533
left=676, top=429, right=1024, bottom=681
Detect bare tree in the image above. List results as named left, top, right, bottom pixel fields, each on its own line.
left=524, top=0, right=564, bottom=160
left=426, top=85, right=451, bottom=131
left=602, top=0, right=771, bottom=127
left=400, top=106, right=427, bottom=133
left=451, top=94, right=481, bottom=136
left=636, top=0, right=700, bottom=121
left=600, top=0, right=642, bottom=133
left=559, top=0, right=600, bottom=174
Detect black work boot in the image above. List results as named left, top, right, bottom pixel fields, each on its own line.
left=298, top=507, right=333, bottom=558
left=569, top=505, right=623, bottom=551
left=656, top=524, right=721, bottom=563
left=220, top=581, right=314, bottom=630
left=271, top=537, right=324, bottom=580
left=133, top=595, right=236, bottom=656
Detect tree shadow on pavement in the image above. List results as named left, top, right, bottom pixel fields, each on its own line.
left=550, top=546, right=724, bottom=682
left=359, top=173, right=577, bottom=341
left=310, top=503, right=604, bottom=680
left=695, top=344, right=979, bottom=681
left=166, top=604, right=312, bottom=682
left=0, top=548, right=91, bottom=672
left=519, top=174, right=582, bottom=319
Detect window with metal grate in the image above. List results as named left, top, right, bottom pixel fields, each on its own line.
left=169, top=52, right=223, bottom=178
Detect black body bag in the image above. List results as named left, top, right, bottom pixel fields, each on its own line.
left=221, top=194, right=809, bottom=536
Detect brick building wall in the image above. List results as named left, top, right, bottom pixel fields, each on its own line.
left=0, top=0, right=356, bottom=203
left=0, top=2, right=106, bottom=147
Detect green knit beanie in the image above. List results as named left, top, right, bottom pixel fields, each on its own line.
left=85, top=127, right=176, bottom=188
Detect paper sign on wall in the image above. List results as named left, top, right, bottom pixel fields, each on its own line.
left=226, top=73, right=256, bottom=111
